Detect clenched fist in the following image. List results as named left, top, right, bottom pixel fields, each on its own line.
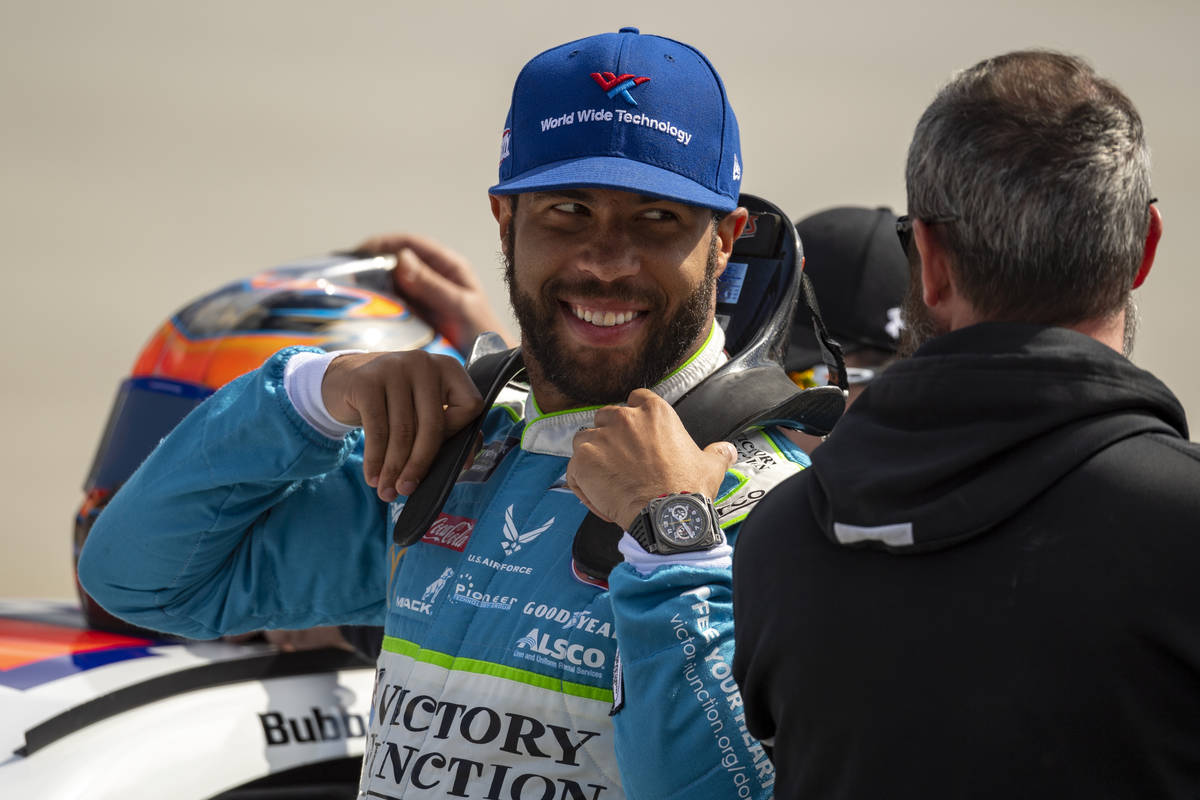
left=323, top=350, right=483, bottom=502
left=566, top=389, right=736, bottom=530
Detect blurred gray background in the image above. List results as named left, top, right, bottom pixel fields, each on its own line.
left=3, top=1, right=1197, bottom=598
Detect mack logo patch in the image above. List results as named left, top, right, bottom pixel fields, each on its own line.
left=393, top=567, right=453, bottom=615
left=396, top=596, right=432, bottom=615
left=590, top=71, right=650, bottom=105
left=422, top=513, right=476, bottom=551
left=423, top=567, right=455, bottom=603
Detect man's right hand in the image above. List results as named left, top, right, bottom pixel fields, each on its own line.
left=322, top=351, right=483, bottom=502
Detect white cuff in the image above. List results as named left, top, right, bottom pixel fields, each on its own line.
left=283, top=349, right=366, bottom=440
left=617, top=532, right=733, bottom=576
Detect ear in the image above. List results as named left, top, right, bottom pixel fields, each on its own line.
left=490, top=193, right=515, bottom=254
left=912, top=218, right=954, bottom=308
left=712, top=207, right=749, bottom=279
left=1132, top=203, right=1163, bottom=289
left=489, top=193, right=510, bottom=226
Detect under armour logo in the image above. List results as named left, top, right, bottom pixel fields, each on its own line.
left=591, top=71, right=650, bottom=106
left=885, top=306, right=903, bottom=340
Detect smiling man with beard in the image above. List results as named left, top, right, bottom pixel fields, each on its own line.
left=733, top=50, right=1200, bottom=800
left=80, top=28, right=804, bottom=800
left=501, top=191, right=724, bottom=408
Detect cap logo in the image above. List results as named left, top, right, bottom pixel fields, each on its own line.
left=499, top=128, right=511, bottom=164
left=590, top=71, right=650, bottom=105
left=490, top=31, right=742, bottom=212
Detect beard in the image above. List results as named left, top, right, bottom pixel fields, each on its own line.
left=504, top=229, right=719, bottom=406
left=895, top=252, right=1141, bottom=359
left=897, top=255, right=948, bottom=357
left=1122, top=294, right=1138, bottom=357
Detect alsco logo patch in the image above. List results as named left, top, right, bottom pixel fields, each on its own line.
left=590, top=71, right=649, bottom=105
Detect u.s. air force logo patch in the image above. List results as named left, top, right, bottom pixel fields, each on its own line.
left=715, top=429, right=805, bottom=527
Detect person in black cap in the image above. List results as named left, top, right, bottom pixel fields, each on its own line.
left=785, top=205, right=908, bottom=451
left=734, top=50, right=1200, bottom=799
left=81, top=28, right=796, bottom=800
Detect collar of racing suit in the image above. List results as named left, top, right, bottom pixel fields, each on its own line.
left=519, top=321, right=728, bottom=457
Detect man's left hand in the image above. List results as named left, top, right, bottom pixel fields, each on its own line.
left=566, top=389, right=737, bottom=530
left=354, top=232, right=517, bottom=353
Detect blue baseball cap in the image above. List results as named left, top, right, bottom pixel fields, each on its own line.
left=489, top=27, right=742, bottom=212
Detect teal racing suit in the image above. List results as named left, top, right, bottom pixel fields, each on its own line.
left=79, top=323, right=805, bottom=800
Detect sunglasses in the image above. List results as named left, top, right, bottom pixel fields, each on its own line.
left=895, top=213, right=960, bottom=256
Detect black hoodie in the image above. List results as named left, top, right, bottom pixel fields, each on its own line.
left=733, top=322, right=1200, bottom=800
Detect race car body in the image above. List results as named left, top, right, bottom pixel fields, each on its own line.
left=0, top=599, right=372, bottom=799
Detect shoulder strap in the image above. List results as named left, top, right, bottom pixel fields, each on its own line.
left=570, top=359, right=844, bottom=584
left=393, top=195, right=850, bottom=572
left=392, top=345, right=525, bottom=546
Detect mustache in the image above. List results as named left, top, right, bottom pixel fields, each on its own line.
left=542, top=276, right=663, bottom=308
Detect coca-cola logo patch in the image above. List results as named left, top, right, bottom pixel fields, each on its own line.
left=421, top=513, right=476, bottom=551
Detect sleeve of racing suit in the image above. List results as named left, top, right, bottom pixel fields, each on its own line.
left=78, top=346, right=390, bottom=639
left=605, top=429, right=805, bottom=799
left=607, top=550, right=776, bottom=800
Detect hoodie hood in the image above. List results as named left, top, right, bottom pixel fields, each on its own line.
left=809, top=322, right=1187, bottom=552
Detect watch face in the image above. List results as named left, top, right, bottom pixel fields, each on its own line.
left=656, top=496, right=709, bottom=548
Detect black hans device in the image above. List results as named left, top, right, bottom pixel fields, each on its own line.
left=627, top=493, right=724, bottom=555
left=395, top=195, right=848, bottom=583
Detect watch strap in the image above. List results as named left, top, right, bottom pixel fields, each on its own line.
left=617, top=532, right=733, bottom=576
left=627, top=501, right=660, bottom=554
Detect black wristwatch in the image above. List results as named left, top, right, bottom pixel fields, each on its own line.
left=627, top=492, right=725, bottom=555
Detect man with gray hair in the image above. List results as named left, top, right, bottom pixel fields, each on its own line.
left=733, top=50, right=1200, bottom=798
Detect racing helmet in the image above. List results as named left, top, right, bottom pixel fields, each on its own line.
left=74, top=254, right=460, bottom=631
